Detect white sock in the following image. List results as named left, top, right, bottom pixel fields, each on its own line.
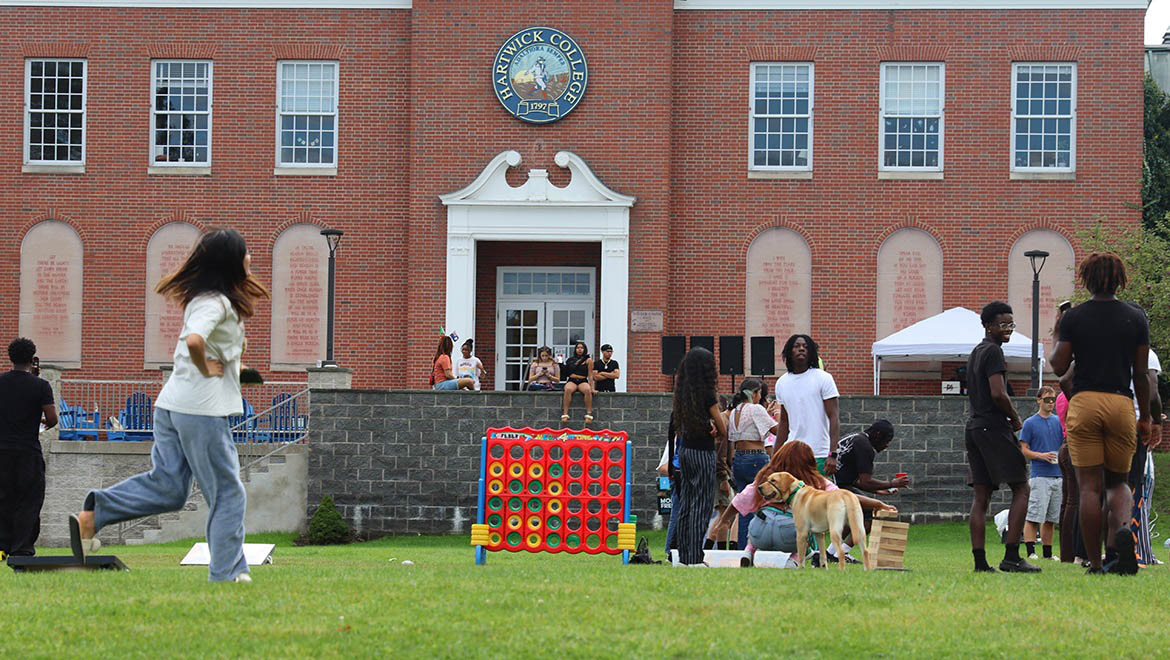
left=840, top=543, right=852, bottom=553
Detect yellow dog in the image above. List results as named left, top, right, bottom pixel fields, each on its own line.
left=758, top=471, right=871, bottom=571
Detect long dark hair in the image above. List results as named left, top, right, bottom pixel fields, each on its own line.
left=155, top=228, right=269, bottom=319
left=672, top=347, right=717, bottom=439
left=731, top=377, right=764, bottom=408
left=566, top=340, right=589, bottom=367
left=781, top=334, right=820, bottom=373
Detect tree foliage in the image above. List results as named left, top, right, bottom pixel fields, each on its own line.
left=1144, top=75, right=1170, bottom=240
left=308, top=494, right=351, bottom=545
left=1075, top=221, right=1170, bottom=398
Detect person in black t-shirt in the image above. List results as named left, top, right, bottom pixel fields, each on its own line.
left=591, top=343, right=620, bottom=393
left=0, top=338, right=58, bottom=559
left=834, top=419, right=906, bottom=554
left=1049, top=252, right=1151, bottom=575
left=965, top=302, right=1038, bottom=573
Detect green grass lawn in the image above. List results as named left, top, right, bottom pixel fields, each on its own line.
left=4, top=521, right=1170, bottom=658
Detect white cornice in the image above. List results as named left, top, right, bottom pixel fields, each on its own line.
left=440, top=151, right=635, bottom=208
left=0, top=0, right=410, bottom=7
left=675, top=0, right=1148, bottom=8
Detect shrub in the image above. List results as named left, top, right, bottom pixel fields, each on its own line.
left=308, top=495, right=351, bottom=545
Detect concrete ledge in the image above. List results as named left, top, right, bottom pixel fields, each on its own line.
left=23, top=164, right=85, bottom=174
left=274, top=166, right=337, bottom=176
left=51, top=440, right=308, bottom=457
left=1010, top=170, right=1075, bottom=181
left=148, top=165, right=212, bottom=176
left=878, top=170, right=944, bottom=180
left=748, top=169, right=813, bottom=180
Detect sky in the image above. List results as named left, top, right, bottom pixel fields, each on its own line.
left=1149, top=0, right=1170, bottom=44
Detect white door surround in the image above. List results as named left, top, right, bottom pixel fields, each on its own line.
left=439, top=150, right=635, bottom=392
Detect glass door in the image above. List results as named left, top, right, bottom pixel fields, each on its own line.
left=495, top=267, right=596, bottom=391
left=499, top=306, right=541, bottom=391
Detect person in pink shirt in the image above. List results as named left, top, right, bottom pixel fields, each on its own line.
left=711, top=440, right=894, bottom=566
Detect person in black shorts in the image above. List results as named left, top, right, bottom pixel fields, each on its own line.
left=591, top=343, right=620, bottom=393
left=966, top=302, right=1039, bottom=573
left=0, top=338, right=58, bottom=560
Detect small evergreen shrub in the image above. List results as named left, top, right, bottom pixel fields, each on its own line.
left=308, top=495, right=351, bottom=545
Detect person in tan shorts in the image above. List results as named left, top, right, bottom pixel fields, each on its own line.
left=1049, top=253, right=1151, bottom=575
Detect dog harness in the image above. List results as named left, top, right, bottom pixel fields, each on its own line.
left=785, top=480, right=806, bottom=506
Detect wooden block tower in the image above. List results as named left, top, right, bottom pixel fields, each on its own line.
left=867, top=509, right=909, bottom=570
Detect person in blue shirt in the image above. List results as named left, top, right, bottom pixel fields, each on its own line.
left=1019, top=385, right=1065, bottom=561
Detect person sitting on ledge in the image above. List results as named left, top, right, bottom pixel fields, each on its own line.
left=561, top=341, right=594, bottom=423
left=526, top=346, right=560, bottom=391
left=430, top=335, right=473, bottom=391
left=591, top=343, right=620, bottom=393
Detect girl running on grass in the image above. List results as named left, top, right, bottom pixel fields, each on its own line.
left=70, top=228, right=268, bottom=583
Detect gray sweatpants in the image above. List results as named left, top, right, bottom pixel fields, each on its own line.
left=90, top=408, right=248, bottom=582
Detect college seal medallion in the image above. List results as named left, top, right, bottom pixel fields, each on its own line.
left=493, top=27, right=588, bottom=124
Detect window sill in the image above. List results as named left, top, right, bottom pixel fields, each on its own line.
left=748, top=170, right=813, bottom=180
left=878, top=171, right=944, bottom=180
left=148, top=165, right=211, bottom=176
left=1010, top=171, right=1075, bottom=181
left=23, top=164, right=85, bottom=174
left=274, top=166, right=337, bottom=177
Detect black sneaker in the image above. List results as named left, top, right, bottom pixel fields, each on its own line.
left=1104, top=530, right=1139, bottom=576
left=826, top=551, right=861, bottom=565
left=998, top=557, right=1042, bottom=573
left=974, top=565, right=997, bottom=573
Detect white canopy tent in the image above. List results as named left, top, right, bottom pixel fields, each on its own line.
left=871, top=307, right=1043, bottom=395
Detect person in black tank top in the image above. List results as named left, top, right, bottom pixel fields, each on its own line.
left=561, top=341, right=594, bottom=424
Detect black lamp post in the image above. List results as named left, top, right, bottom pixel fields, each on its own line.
left=1025, top=249, right=1049, bottom=394
left=320, top=228, right=344, bottom=368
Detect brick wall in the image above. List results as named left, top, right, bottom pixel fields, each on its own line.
left=308, top=390, right=1039, bottom=536
left=2, top=4, right=1144, bottom=397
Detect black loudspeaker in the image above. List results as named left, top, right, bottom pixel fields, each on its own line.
left=719, top=336, right=744, bottom=375
left=661, top=336, right=685, bottom=375
left=690, top=336, right=714, bottom=354
left=750, top=336, right=775, bottom=376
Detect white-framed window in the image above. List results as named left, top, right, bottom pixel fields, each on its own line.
left=879, top=62, right=944, bottom=171
left=1011, top=62, right=1076, bottom=171
left=276, top=61, right=338, bottom=167
left=24, top=59, right=86, bottom=164
left=749, top=62, right=813, bottom=170
left=151, top=60, right=212, bottom=166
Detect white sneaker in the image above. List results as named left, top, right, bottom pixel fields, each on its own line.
left=1028, top=553, right=1039, bottom=560
left=1050, top=555, right=1060, bottom=561
left=232, top=573, right=252, bottom=583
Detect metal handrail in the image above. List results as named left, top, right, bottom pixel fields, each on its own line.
left=113, top=387, right=310, bottom=542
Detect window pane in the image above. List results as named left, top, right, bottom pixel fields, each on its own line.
left=1012, top=63, right=1074, bottom=169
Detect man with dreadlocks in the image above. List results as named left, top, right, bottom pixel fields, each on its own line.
left=1050, top=252, right=1151, bottom=575
left=773, top=334, right=841, bottom=476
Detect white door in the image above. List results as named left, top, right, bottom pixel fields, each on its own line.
left=495, top=268, right=595, bottom=391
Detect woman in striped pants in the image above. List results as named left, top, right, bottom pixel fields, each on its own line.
left=669, top=347, right=728, bottom=565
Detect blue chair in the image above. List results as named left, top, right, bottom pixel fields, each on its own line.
left=57, top=400, right=77, bottom=441
left=118, top=392, right=153, bottom=441
left=270, top=393, right=298, bottom=443
left=75, top=406, right=101, bottom=441
left=229, top=398, right=255, bottom=442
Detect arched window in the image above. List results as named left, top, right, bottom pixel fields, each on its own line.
left=144, top=222, right=200, bottom=366
left=876, top=228, right=943, bottom=339
left=745, top=228, right=811, bottom=374
left=20, top=220, right=84, bottom=367
left=1008, top=229, right=1075, bottom=347
left=271, top=223, right=329, bottom=370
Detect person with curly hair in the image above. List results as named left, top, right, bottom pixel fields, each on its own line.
left=667, top=346, right=728, bottom=565
left=773, top=334, right=841, bottom=475
left=0, top=337, right=57, bottom=559
left=1049, top=252, right=1151, bottom=575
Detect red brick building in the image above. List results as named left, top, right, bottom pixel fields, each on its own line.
left=1, top=0, right=1146, bottom=394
